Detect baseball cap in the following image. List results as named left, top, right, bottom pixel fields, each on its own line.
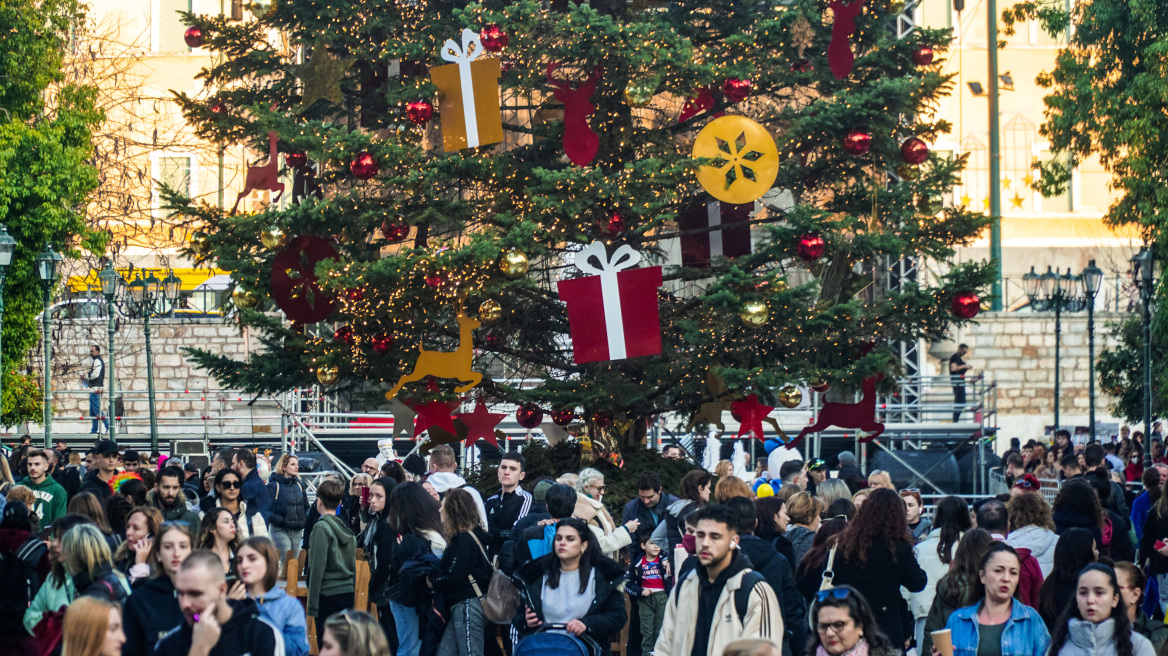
left=808, top=458, right=828, bottom=471
left=93, top=440, right=119, bottom=456
left=533, top=480, right=554, bottom=503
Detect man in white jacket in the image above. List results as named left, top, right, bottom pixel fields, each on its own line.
left=656, top=504, right=783, bottom=656
left=426, top=444, right=488, bottom=528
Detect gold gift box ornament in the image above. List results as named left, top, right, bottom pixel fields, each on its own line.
left=430, top=29, right=504, bottom=152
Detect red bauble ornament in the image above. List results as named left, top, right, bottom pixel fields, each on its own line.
left=842, top=129, right=872, bottom=155
left=810, top=381, right=831, bottom=393
left=551, top=408, right=576, bottom=426
left=599, top=212, right=626, bottom=237
left=425, top=272, right=448, bottom=289
left=796, top=233, right=826, bottom=261
left=334, top=324, right=355, bottom=346
left=900, top=137, right=929, bottom=165
left=516, top=403, right=544, bottom=429
left=912, top=45, right=935, bottom=66
left=721, top=78, right=753, bottom=103
left=345, top=287, right=364, bottom=301
left=590, top=410, right=612, bottom=428
left=371, top=333, right=395, bottom=354
left=210, top=102, right=225, bottom=114
left=286, top=152, right=307, bottom=169
left=952, top=292, right=981, bottom=319
left=381, top=216, right=410, bottom=243
left=791, top=58, right=814, bottom=73
left=405, top=100, right=434, bottom=125
left=184, top=26, right=204, bottom=48
left=480, top=24, right=509, bottom=52
left=350, top=152, right=379, bottom=179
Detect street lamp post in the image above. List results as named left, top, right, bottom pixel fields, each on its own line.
left=1131, top=248, right=1156, bottom=466
left=129, top=270, right=181, bottom=454
left=35, top=244, right=63, bottom=447
left=97, top=263, right=122, bottom=444
left=0, top=226, right=16, bottom=426
left=1024, top=265, right=1088, bottom=438
left=1081, top=260, right=1104, bottom=443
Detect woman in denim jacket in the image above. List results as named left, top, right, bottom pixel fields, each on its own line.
left=941, top=543, right=1050, bottom=656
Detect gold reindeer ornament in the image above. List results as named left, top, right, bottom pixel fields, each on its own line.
left=384, top=306, right=483, bottom=401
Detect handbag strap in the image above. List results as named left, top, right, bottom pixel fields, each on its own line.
left=819, top=544, right=838, bottom=591
left=466, top=531, right=491, bottom=598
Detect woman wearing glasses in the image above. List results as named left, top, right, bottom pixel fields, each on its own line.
left=122, top=521, right=194, bottom=656
left=938, top=542, right=1050, bottom=656
left=201, top=468, right=268, bottom=540
left=574, top=468, right=639, bottom=559
left=807, top=586, right=900, bottom=656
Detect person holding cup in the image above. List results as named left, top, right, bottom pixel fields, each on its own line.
left=939, top=542, right=1050, bottom=656
left=806, top=585, right=900, bottom=656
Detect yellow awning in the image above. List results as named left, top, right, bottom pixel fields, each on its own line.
left=66, top=268, right=229, bottom=293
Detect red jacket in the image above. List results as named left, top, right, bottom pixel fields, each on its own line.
left=1013, top=546, right=1044, bottom=608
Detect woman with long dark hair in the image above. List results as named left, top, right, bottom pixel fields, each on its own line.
left=802, top=488, right=926, bottom=648
left=1039, top=527, right=1099, bottom=628
left=1050, top=563, right=1154, bottom=656
left=1086, top=472, right=1135, bottom=561
left=364, top=478, right=398, bottom=648
left=431, top=488, right=493, bottom=656
left=940, top=542, right=1050, bottom=656
left=1054, top=478, right=1105, bottom=547
left=512, top=518, right=627, bottom=654
left=922, top=529, right=995, bottom=654
left=913, top=496, right=971, bottom=648
left=805, top=585, right=899, bottom=656
left=200, top=506, right=241, bottom=577
left=385, top=482, right=446, bottom=656
left=754, top=496, right=795, bottom=566
left=795, top=517, right=849, bottom=600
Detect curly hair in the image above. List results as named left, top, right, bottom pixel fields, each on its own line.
left=441, top=488, right=482, bottom=538
left=1049, top=564, right=1133, bottom=656
left=1053, top=477, right=1104, bottom=528
left=1007, top=491, right=1055, bottom=531
left=837, top=488, right=911, bottom=565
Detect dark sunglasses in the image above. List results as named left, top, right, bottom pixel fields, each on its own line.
left=816, top=587, right=850, bottom=602
left=219, top=480, right=242, bottom=489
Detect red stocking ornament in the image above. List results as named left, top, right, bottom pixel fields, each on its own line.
left=547, top=63, right=603, bottom=166
left=827, top=0, right=867, bottom=80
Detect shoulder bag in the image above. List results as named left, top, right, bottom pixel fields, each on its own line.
left=468, top=531, right=522, bottom=624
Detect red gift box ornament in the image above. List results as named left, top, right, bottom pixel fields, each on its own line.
left=679, top=199, right=753, bottom=268
left=557, top=241, right=663, bottom=364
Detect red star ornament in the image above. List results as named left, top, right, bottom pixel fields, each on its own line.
left=408, top=398, right=460, bottom=437
left=731, top=394, right=775, bottom=440
left=455, top=401, right=506, bottom=449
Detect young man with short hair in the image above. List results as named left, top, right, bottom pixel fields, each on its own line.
left=306, top=479, right=356, bottom=628
left=662, top=444, right=686, bottom=460
left=778, top=460, right=806, bottom=490
left=19, top=449, right=67, bottom=525
left=485, top=451, right=532, bottom=559
left=157, top=550, right=283, bottom=656
left=655, top=504, right=782, bottom=656
left=85, top=345, right=108, bottom=434
left=623, top=471, right=678, bottom=560
left=156, top=467, right=202, bottom=534
left=232, top=448, right=272, bottom=522
left=78, top=440, right=119, bottom=502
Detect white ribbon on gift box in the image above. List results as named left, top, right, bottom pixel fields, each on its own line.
left=441, top=29, right=484, bottom=148
left=573, top=241, right=642, bottom=360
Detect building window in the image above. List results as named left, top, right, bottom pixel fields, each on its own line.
left=159, top=156, right=192, bottom=198
left=158, top=0, right=193, bottom=53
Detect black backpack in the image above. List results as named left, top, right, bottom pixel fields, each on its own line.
left=733, top=571, right=766, bottom=623
left=0, top=538, right=45, bottom=630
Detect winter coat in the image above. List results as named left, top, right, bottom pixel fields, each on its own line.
left=622, top=493, right=679, bottom=560
left=946, top=600, right=1050, bottom=656
left=738, top=534, right=805, bottom=656
left=574, top=493, right=632, bottom=559
left=784, top=525, right=816, bottom=569
left=653, top=550, right=783, bottom=656
left=267, top=474, right=309, bottom=531
left=155, top=598, right=283, bottom=656
left=239, top=468, right=273, bottom=522
left=77, top=469, right=113, bottom=504
left=428, top=471, right=488, bottom=528
left=430, top=527, right=493, bottom=606
left=649, top=499, right=700, bottom=563
left=254, top=586, right=310, bottom=656
left=122, top=575, right=184, bottom=656
left=306, top=514, right=356, bottom=616
left=368, top=516, right=395, bottom=598
left=1133, top=612, right=1168, bottom=653
left=501, top=511, right=551, bottom=573
left=150, top=490, right=202, bottom=536
left=912, top=528, right=960, bottom=619
left=1056, top=618, right=1155, bottom=656
left=1132, top=492, right=1154, bottom=542
left=1139, top=507, right=1168, bottom=574
left=910, top=517, right=933, bottom=543
left=807, top=539, right=926, bottom=648
left=1006, top=525, right=1059, bottom=577
left=512, top=555, right=628, bottom=654
left=485, top=488, right=533, bottom=558
left=71, top=564, right=131, bottom=604
left=23, top=573, right=72, bottom=636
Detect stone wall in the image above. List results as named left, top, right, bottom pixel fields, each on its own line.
left=928, top=311, right=1130, bottom=441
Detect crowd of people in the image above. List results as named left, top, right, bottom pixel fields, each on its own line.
left=2, top=430, right=1168, bottom=656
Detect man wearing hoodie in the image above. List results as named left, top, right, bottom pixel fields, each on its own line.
left=157, top=550, right=282, bottom=656
left=306, top=479, right=356, bottom=627
left=19, top=449, right=67, bottom=526
left=426, top=445, right=487, bottom=528
left=655, top=504, right=783, bottom=656
left=78, top=440, right=119, bottom=503
left=155, top=467, right=203, bottom=535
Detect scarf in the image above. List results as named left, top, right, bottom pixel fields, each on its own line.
left=817, top=638, right=869, bottom=656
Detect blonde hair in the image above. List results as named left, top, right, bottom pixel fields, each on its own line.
left=323, top=611, right=391, bottom=656
left=63, top=596, right=119, bottom=656
left=274, top=453, right=298, bottom=477
left=575, top=468, right=604, bottom=494
left=786, top=492, right=819, bottom=525
left=62, top=524, right=115, bottom=579
left=0, top=453, right=14, bottom=487
left=714, top=460, right=733, bottom=479
left=852, top=488, right=873, bottom=504
left=69, top=452, right=82, bottom=466
left=714, top=476, right=755, bottom=503
left=867, top=470, right=893, bottom=489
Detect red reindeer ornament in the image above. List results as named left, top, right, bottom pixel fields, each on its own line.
left=546, top=63, right=603, bottom=166
left=787, top=373, right=885, bottom=449
left=232, top=132, right=285, bottom=213
left=827, top=0, right=867, bottom=80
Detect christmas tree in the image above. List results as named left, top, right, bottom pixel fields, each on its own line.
left=172, top=0, right=995, bottom=451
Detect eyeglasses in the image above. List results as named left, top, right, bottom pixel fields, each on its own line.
left=817, top=621, right=853, bottom=634
left=219, top=480, right=241, bottom=489
left=898, top=488, right=919, bottom=494
left=1014, top=479, right=1036, bottom=489
left=816, top=587, right=850, bottom=602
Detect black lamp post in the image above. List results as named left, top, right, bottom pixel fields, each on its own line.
left=1131, top=248, right=1156, bottom=466
left=128, top=270, right=181, bottom=453
left=97, top=262, right=122, bottom=444
left=1081, top=260, right=1104, bottom=443
left=1024, top=264, right=1088, bottom=437
left=35, top=244, right=63, bottom=447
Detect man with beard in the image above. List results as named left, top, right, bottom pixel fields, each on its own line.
left=155, top=467, right=202, bottom=534
left=655, top=504, right=783, bottom=656
left=157, top=550, right=282, bottom=656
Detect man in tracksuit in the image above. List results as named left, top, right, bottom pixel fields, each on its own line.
left=484, top=451, right=532, bottom=656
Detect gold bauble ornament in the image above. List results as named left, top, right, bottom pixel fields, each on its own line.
left=917, top=195, right=944, bottom=214
left=232, top=289, right=259, bottom=308
left=316, top=365, right=340, bottom=386
left=739, top=301, right=769, bottom=328
left=499, top=249, right=529, bottom=279
left=624, top=83, right=655, bottom=107
left=778, top=385, right=802, bottom=409
left=190, top=231, right=210, bottom=255
left=260, top=226, right=288, bottom=250
left=888, top=0, right=906, bottom=12
left=478, top=299, right=503, bottom=323
left=896, top=165, right=921, bottom=180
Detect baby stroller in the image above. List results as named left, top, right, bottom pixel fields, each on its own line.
left=513, top=625, right=602, bottom=656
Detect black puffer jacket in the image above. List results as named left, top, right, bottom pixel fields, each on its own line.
left=739, top=534, right=805, bottom=656
left=122, top=575, right=184, bottom=656
left=512, top=555, right=629, bottom=654
left=267, top=475, right=309, bottom=531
